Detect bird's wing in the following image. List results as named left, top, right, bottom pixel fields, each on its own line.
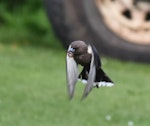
left=81, top=45, right=96, bottom=100
left=91, top=44, right=101, bottom=68
left=66, top=46, right=78, bottom=99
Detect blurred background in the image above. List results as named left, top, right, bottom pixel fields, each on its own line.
left=0, top=0, right=150, bottom=126
left=0, top=0, right=61, bottom=47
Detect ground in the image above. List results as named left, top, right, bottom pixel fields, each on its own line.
left=0, top=43, right=150, bottom=126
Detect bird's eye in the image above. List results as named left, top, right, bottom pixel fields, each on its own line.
left=69, top=47, right=75, bottom=52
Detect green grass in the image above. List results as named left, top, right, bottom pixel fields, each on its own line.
left=0, top=43, right=150, bottom=126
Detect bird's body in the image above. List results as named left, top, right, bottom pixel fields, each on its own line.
left=66, top=40, right=114, bottom=99
left=68, top=41, right=91, bottom=66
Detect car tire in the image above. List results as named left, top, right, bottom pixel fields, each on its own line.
left=44, top=0, right=150, bottom=63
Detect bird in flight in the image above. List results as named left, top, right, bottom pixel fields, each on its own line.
left=66, top=40, right=114, bottom=100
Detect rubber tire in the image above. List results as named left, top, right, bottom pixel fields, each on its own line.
left=44, top=0, right=150, bottom=63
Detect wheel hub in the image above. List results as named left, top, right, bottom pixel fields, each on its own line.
left=95, top=0, right=150, bottom=45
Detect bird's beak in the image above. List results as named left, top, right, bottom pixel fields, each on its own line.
left=67, top=47, right=75, bottom=57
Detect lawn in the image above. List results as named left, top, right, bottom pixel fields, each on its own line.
left=0, top=43, right=150, bottom=126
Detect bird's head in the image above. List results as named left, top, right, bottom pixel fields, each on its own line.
left=67, top=47, right=75, bottom=57
left=67, top=41, right=87, bottom=57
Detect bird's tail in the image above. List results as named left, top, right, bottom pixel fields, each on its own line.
left=95, top=68, right=114, bottom=87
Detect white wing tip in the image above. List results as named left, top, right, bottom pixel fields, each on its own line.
left=98, top=81, right=114, bottom=87
left=82, top=79, right=88, bottom=84
left=78, top=79, right=88, bottom=85
left=78, top=80, right=114, bottom=87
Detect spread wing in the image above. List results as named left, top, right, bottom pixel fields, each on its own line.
left=66, top=46, right=78, bottom=99
left=81, top=45, right=96, bottom=100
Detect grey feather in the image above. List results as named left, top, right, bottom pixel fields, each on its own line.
left=81, top=45, right=96, bottom=100
left=66, top=46, right=78, bottom=99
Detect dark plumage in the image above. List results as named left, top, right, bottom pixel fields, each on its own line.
left=66, top=40, right=114, bottom=100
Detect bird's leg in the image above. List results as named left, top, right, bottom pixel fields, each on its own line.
left=78, top=67, right=88, bottom=80
left=79, top=64, right=91, bottom=79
